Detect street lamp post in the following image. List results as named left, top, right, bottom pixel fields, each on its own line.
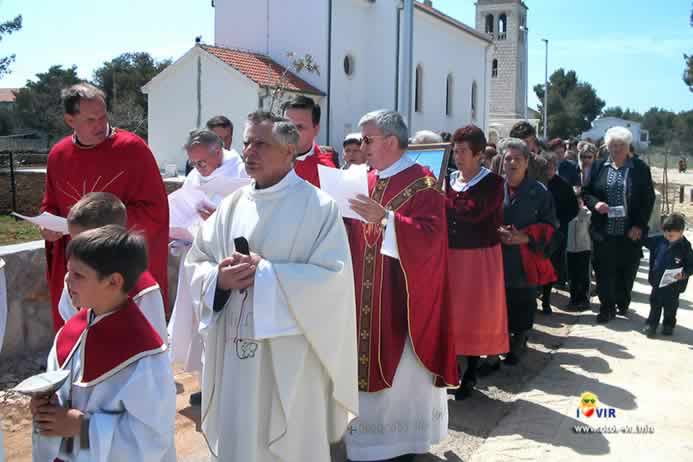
left=541, top=38, right=548, bottom=139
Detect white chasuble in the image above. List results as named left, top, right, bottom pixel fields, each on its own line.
left=185, top=170, right=358, bottom=462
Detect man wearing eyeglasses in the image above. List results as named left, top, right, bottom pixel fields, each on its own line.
left=345, top=110, right=457, bottom=462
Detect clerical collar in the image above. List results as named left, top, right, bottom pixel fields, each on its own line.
left=295, top=143, right=316, bottom=161
left=376, top=155, right=415, bottom=179
left=250, top=169, right=301, bottom=196
left=73, top=125, right=115, bottom=148
left=450, top=167, right=490, bottom=193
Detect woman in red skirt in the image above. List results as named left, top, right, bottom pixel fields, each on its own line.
left=446, top=125, right=509, bottom=400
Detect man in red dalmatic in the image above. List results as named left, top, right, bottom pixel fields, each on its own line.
left=39, top=83, right=169, bottom=332
left=282, top=95, right=335, bottom=186
left=344, top=110, right=457, bottom=462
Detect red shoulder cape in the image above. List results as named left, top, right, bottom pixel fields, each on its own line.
left=129, top=270, right=159, bottom=299
left=55, top=298, right=165, bottom=386
left=294, top=144, right=336, bottom=187
left=519, top=223, right=557, bottom=286
left=347, top=163, right=458, bottom=392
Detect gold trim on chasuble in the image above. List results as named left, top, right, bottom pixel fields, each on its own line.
left=357, top=175, right=439, bottom=391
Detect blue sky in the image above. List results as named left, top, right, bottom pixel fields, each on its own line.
left=1, top=0, right=691, bottom=114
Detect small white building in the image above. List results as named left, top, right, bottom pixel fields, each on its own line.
left=581, top=116, right=650, bottom=152
left=143, top=0, right=493, bottom=171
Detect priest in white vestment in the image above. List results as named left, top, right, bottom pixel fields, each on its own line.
left=185, top=111, right=358, bottom=462
left=169, top=129, right=248, bottom=379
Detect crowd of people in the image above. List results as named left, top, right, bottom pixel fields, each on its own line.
left=23, top=83, right=693, bottom=462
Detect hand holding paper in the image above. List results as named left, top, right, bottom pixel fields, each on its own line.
left=660, top=267, right=684, bottom=288
left=318, top=164, right=369, bottom=222
left=11, top=212, right=68, bottom=235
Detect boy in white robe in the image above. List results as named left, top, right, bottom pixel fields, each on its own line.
left=30, top=225, right=176, bottom=462
left=185, top=111, right=358, bottom=462
left=57, top=192, right=167, bottom=340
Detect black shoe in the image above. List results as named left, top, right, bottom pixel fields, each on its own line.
left=503, top=352, right=520, bottom=365
left=391, top=454, right=416, bottom=462
left=189, top=391, right=202, bottom=406
left=596, top=312, right=610, bottom=324
left=641, top=325, right=656, bottom=338
left=617, top=305, right=629, bottom=316
left=477, top=357, right=501, bottom=377
left=454, top=380, right=475, bottom=401
left=542, top=304, right=553, bottom=315
left=578, top=300, right=592, bottom=311
left=662, top=325, right=674, bottom=336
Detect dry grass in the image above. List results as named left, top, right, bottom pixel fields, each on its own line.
left=0, top=215, right=41, bottom=245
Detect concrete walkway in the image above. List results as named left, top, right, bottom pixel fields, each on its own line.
left=458, top=256, right=693, bottom=462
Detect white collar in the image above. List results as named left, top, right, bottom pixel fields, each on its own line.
left=376, top=155, right=415, bottom=179
left=450, top=167, right=490, bottom=193
left=295, top=143, right=316, bottom=162
left=249, top=169, right=302, bottom=197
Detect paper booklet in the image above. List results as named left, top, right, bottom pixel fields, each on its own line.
left=660, top=267, right=683, bottom=288
left=11, top=211, right=68, bottom=235
left=318, top=164, right=369, bottom=222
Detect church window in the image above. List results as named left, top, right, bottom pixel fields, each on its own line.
left=344, top=54, right=355, bottom=77
left=492, top=60, right=498, bottom=78
left=446, top=74, right=454, bottom=116
left=484, top=14, right=494, bottom=34
left=498, top=14, right=507, bottom=40
left=415, top=65, right=423, bottom=113
left=471, top=81, right=478, bottom=120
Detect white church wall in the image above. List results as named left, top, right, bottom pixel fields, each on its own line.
left=329, top=0, right=400, bottom=150
left=410, top=9, right=489, bottom=136
left=214, top=0, right=329, bottom=144
left=145, top=48, right=258, bottom=172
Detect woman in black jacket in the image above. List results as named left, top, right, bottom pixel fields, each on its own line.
left=583, top=126, right=655, bottom=323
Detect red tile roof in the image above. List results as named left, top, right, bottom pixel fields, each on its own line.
left=201, top=45, right=324, bottom=95
left=0, top=88, right=18, bottom=103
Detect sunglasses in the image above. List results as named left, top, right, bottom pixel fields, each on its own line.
left=362, top=135, right=388, bottom=145
left=190, top=159, right=209, bottom=170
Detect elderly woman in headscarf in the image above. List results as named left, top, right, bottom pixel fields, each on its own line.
left=496, top=137, right=558, bottom=365
left=583, top=126, right=655, bottom=323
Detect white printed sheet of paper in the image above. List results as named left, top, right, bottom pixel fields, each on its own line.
left=198, top=176, right=251, bottom=197
left=318, top=164, right=369, bottom=222
left=168, top=188, right=211, bottom=242
left=659, top=267, right=683, bottom=288
left=607, top=206, right=626, bottom=218
left=11, top=211, right=68, bottom=235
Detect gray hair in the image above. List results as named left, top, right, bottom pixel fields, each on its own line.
left=410, top=130, right=443, bottom=145
left=578, top=141, right=598, bottom=156
left=61, top=83, right=106, bottom=115
left=498, top=137, right=530, bottom=159
left=604, top=126, right=633, bottom=148
left=246, top=111, right=299, bottom=147
left=358, top=110, right=409, bottom=149
left=184, top=129, right=223, bottom=153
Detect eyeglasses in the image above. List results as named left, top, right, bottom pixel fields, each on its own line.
left=362, top=135, right=388, bottom=145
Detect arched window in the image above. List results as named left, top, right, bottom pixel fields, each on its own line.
left=498, top=14, right=507, bottom=40
left=492, top=59, right=498, bottom=78
left=471, top=81, right=478, bottom=120
left=484, top=14, right=494, bottom=34
left=415, top=65, right=423, bottom=113
left=446, top=74, right=454, bottom=116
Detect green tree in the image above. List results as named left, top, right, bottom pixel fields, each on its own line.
left=601, top=106, right=642, bottom=122
left=641, top=107, right=677, bottom=146
left=534, top=69, right=605, bottom=139
left=92, top=52, right=171, bottom=138
left=14, top=65, right=81, bottom=143
left=0, top=15, right=22, bottom=78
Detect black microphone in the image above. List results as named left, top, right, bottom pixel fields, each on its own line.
left=234, top=237, right=250, bottom=256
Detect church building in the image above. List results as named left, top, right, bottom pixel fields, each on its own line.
left=143, top=0, right=494, bottom=171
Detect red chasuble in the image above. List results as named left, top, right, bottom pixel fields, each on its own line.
left=55, top=298, right=165, bottom=386
left=294, top=143, right=336, bottom=187
left=347, top=164, right=458, bottom=392
left=40, top=130, right=170, bottom=332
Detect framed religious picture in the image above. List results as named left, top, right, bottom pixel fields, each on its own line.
left=405, top=143, right=452, bottom=189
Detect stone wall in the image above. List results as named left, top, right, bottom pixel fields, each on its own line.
left=0, top=241, right=184, bottom=362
